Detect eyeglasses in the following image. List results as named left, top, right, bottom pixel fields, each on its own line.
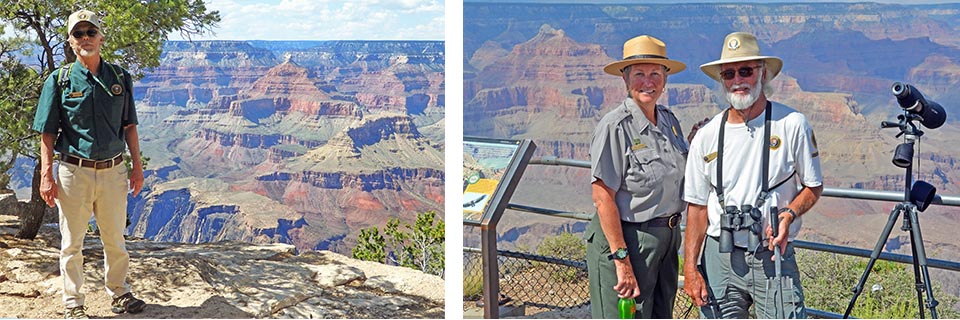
left=719, top=66, right=761, bottom=80
left=71, top=29, right=99, bottom=39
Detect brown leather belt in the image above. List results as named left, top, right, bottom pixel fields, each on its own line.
left=61, top=154, right=123, bottom=170
left=646, top=212, right=682, bottom=229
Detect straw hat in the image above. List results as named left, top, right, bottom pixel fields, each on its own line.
left=700, top=32, right=782, bottom=83
left=603, top=35, right=686, bottom=76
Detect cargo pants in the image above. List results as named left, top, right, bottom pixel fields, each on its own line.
left=699, top=236, right=806, bottom=319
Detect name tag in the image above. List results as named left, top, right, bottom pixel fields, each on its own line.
left=68, top=92, right=83, bottom=98
left=703, top=151, right=718, bottom=163
left=631, top=143, right=647, bottom=151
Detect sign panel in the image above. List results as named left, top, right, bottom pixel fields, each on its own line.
left=463, top=137, right=536, bottom=226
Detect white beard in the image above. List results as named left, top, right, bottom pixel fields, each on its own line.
left=76, top=45, right=102, bottom=58
left=726, top=80, right=762, bottom=110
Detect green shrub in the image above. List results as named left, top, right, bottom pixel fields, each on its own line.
left=535, top=232, right=586, bottom=283
left=799, top=250, right=958, bottom=318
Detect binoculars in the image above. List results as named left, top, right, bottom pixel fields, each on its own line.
left=718, top=204, right=768, bottom=253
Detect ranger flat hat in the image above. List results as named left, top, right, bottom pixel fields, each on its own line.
left=603, top=35, right=686, bottom=76
left=68, top=10, right=101, bottom=34
left=700, top=32, right=783, bottom=83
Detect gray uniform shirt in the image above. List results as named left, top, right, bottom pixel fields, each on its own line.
left=591, top=98, right=688, bottom=222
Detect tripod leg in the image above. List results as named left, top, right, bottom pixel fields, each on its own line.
left=843, top=204, right=903, bottom=319
left=908, top=219, right=925, bottom=319
left=907, top=205, right=939, bottom=318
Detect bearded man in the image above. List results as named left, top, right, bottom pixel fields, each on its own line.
left=680, top=32, right=823, bottom=319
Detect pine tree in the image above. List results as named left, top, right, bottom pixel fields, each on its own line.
left=351, top=211, right=444, bottom=276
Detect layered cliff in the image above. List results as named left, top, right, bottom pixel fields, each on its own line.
left=128, top=40, right=444, bottom=253
left=463, top=2, right=960, bottom=260
left=464, top=2, right=960, bottom=88
left=465, top=25, right=625, bottom=159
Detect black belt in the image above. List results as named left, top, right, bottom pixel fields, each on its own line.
left=624, top=212, right=682, bottom=229
left=61, top=154, right=123, bottom=170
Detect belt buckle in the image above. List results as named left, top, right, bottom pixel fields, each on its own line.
left=94, top=156, right=118, bottom=169
left=668, top=213, right=680, bottom=229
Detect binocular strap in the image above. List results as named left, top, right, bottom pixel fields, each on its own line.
left=715, top=102, right=774, bottom=209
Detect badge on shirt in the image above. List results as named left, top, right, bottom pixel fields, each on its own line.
left=769, top=135, right=782, bottom=150
left=631, top=138, right=646, bottom=151
left=111, top=84, right=123, bottom=95
left=68, top=92, right=83, bottom=98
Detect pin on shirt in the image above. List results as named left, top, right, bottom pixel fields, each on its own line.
left=631, top=138, right=647, bottom=151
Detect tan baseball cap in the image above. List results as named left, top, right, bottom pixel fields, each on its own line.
left=67, top=10, right=101, bottom=34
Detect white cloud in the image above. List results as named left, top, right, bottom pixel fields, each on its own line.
left=172, top=0, right=443, bottom=40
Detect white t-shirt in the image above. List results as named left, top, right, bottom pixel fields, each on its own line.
left=684, top=101, right=823, bottom=246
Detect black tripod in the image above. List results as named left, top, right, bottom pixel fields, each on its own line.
left=843, top=113, right=939, bottom=318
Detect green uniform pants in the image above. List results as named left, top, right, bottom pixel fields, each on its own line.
left=699, top=236, right=806, bottom=319
left=585, top=215, right=681, bottom=319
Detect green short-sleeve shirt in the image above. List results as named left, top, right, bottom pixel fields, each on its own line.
left=33, top=61, right=137, bottom=160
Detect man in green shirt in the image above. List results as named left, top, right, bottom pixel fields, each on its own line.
left=32, top=9, right=145, bottom=319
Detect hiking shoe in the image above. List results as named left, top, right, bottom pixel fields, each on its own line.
left=111, top=292, right=146, bottom=314
left=64, top=306, right=89, bottom=319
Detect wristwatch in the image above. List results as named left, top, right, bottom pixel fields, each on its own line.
left=778, top=207, right=798, bottom=222
left=607, top=248, right=628, bottom=261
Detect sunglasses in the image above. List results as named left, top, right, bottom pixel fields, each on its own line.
left=719, top=66, right=761, bottom=80
left=71, top=29, right=99, bottom=39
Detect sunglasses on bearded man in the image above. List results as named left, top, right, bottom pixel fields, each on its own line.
left=71, top=29, right=99, bottom=39
left=719, top=66, right=761, bottom=80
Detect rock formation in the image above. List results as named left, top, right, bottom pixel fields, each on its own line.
left=123, top=40, right=445, bottom=254
left=0, top=215, right=443, bottom=319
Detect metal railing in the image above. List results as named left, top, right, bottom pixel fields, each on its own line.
left=465, top=156, right=960, bottom=318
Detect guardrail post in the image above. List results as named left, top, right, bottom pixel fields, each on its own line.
left=481, top=226, right=500, bottom=318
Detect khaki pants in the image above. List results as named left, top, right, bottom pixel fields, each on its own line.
left=55, top=161, right=131, bottom=308
left=585, top=216, right=681, bottom=319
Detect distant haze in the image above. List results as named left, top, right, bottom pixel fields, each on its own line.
left=169, top=0, right=444, bottom=41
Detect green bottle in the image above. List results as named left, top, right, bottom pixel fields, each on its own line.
left=618, top=297, right=636, bottom=319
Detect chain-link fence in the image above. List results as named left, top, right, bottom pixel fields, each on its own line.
left=464, top=247, right=589, bottom=311
left=463, top=247, right=702, bottom=318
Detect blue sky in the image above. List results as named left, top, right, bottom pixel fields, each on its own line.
left=170, top=0, right=444, bottom=41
